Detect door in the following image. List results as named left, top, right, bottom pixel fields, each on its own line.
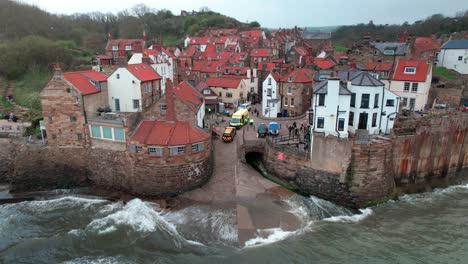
left=358, top=113, right=368, bottom=130
left=114, top=99, right=121, bottom=112
left=283, top=109, right=288, bottom=117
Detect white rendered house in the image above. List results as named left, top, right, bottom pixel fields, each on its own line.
left=262, top=73, right=281, bottom=118
left=437, top=39, right=468, bottom=74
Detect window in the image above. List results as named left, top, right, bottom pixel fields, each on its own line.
left=125, top=44, right=132, bottom=50
left=148, top=146, right=163, bottom=156
left=133, top=99, right=140, bottom=109
left=136, top=145, right=143, bottom=153
left=170, top=146, right=185, bottom=156
left=386, top=99, right=395, bottom=107
left=219, top=92, right=222, bottom=97
left=383, top=50, right=395, bottom=55
left=70, top=116, right=77, bottom=123
left=115, top=99, right=120, bottom=112
left=250, top=87, right=254, bottom=93
left=361, top=94, right=370, bottom=108
left=66, top=88, right=71, bottom=93
left=402, top=97, right=408, bottom=107
left=410, top=98, right=416, bottom=109
left=317, top=117, right=324, bottom=129
left=226, top=93, right=233, bottom=98
left=404, top=67, right=416, bottom=74
left=350, top=93, right=356, bottom=107
left=48, top=116, right=53, bottom=122
left=338, top=118, right=345, bottom=131
left=374, top=94, right=379, bottom=108
left=459, top=56, right=463, bottom=61
left=411, top=83, right=418, bottom=92
left=203, top=90, right=211, bottom=95
left=77, top=133, right=83, bottom=141
left=114, top=128, right=125, bottom=142
left=116, top=74, right=120, bottom=79
left=290, top=98, right=295, bottom=106
left=349, top=112, right=354, bottom=126
left=112, top=45, right=118, bottom=51
left=268, top=78, right=272, bottom=85
left=267, top=88, right=272, bottom=96
left=404, top=82, right=410, bottom=92
left=251, top=78, right=255, bottom=83
left=192, top=142, right=204, bottom=152
left=284, top=97, right=288, bottom=106
left=102, top=127, right=113, bottom=139
left=372, top=113, right=377, bottom=127
left=318, top=94, right=325, bottom=106
left=287, top=87, right=292, bottom=94
left=91, top=125, right=101, bottom=138
left=160, top=104, right=167, bottom=111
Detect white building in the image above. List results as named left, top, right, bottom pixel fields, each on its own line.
left=128, top=50, right=172, bottom=95
left=389, top=60, right=432, bottom=111
left=437, top=39, right=468, bottom=74
left=313, top=77, right=352, bottom=138
left=107, top=63, right=161, bottom=113
left=347, top=72, right=399, bottom=135
left=262, top=73, right=281, bottom=118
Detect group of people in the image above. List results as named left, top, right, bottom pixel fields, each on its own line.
left=288, top=122, right=308, bottom=137
left=2, top=112, right=18, bottom=122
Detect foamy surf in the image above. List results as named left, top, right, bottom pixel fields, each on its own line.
left=322, top=208, right=373, bottom=223
left=244, top=228, right=296, bottom=247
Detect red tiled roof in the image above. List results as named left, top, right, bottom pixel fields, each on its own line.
left=414, top=37, right=441, bottom=53
left=200, top=61, right=225, bottom=73
left=131, top=120, right=209, bottom=146
left=127, top=63, right=161, bottom=81
left=161, top=48, right=177, bottom=59
left=258, top=62, right=276, bottom=72
left=363, top=62, right=393, bottom=71
left=250, top=48, right=271, bottom=57
left=189, top=37, right=213, bottom=45
left=63, top=70, right=107, bottom=95
left=239, top=30, right=263, bottom=38
left=206, top=77, right=242, bottom=88
left=280, top=68, right=314, bottom=83
left=105, top=39, right=144, bottom=52
left=179, top=46, right=197, bottom=58
left=392, top=60, right=430, bottom=82
left=173, top=81, right=204, bottom=112
left=294, top=46, right=308, bottom=56
left=195, top=81, right=208, bottom=92
left=315, top=59, right=336, bottom=70
left=333, top=52, right=348, bottom=62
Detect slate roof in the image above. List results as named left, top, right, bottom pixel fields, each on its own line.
left=313, top=81, right=352, bottom=95
left=371, top=42, right=408, bottom=55
left=440, top=39, right=468, bottom=49
left=350, top=72, right=385, bottom=87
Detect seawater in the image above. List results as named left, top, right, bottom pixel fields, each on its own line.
left=1, top=184, right=468, bottom=263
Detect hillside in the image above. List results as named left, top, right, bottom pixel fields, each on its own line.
left=333, top=11, right=468, bottom=45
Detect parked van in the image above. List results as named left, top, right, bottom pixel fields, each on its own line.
left=229, top=108, right=250, bottom=128
left=222, top=127, right=237, bottom=143
left=239, top=102, right=252, bottom=111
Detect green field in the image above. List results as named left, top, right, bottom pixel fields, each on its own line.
left=13, top=71, right=51, bottom=111
left=433, top=66, right=457, bottom=80
left=334, top=44, right=348, bottom=53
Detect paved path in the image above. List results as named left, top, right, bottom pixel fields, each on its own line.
left=180, top=125, right=301, bottom=246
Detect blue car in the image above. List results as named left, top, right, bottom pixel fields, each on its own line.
left=268, top=122, right=279, bottom=137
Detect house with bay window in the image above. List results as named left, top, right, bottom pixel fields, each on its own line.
left=389, top=60, right=432, bottom=111
left=107, top=63, right=162, bottom=113
left=312, top=72, right=399, bottom=137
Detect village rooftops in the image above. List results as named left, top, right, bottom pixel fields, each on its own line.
left=131, top=120, right=209, bottom=146
left=301, top=29, right=331, bottom=40
left=250, top=48, right=272, bottom=57
left=279, top=68, right=314, bottom=83
left=440, top=39, right=468, bottom=49
left=173, top=81, right=204, bottom=113
left=63, top=70, right=107, bottom=95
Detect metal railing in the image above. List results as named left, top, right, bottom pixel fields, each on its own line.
left=265, top=136, right=310, bottom=160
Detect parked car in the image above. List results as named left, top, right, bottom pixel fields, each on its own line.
left=222, top=127, right=236, bottom=143
left=257, top=123, right=268, bottom=138
left=268, top=122, right=279, bottom=137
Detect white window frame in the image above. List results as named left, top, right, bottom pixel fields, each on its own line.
left=411, top=83, right=419, bottom=93
left=89, top=125, right=126, bottom=142
left=170, top=145, right=185, bottom=156
left=192, top=142, right=204, bottom=152
left=160, top=104, right=167, bottom=111
left=404, top=82, right=410, bottom=92
left=404, top=67, right=416, bottom=74
left=148, top=146, right=164, bottom=156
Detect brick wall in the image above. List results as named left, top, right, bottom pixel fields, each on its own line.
left=279, top=82, right=312, bottom=116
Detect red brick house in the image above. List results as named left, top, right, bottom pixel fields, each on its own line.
left=105, top=38, right=145, bottom=64
left=278, top=68, right=314, bottom=116
left=250, top=48, right=272, bottom=68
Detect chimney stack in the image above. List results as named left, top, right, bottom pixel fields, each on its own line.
left=53, top=63, right=62, bottom=78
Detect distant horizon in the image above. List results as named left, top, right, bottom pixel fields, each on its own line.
left=18, top=0, right=468, bottom=29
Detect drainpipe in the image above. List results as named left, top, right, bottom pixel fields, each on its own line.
left=385, top=97, right=400, bottom=134
left=335, top=105, right=340, bottom=139
left=379, top=83, right=385, bottom=133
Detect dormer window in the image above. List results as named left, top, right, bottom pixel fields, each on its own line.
left=224, top=69, right=229, bottom=74
left=383, top=49, right=395, bottom=55
left=125, top=45, right=132, bottom=51
left=404, top=67, right=416, bottom=74
left=112, top=45, right=118, bottom=51
left=288, top=77, right=293, bottom=82
left=217, top=66, right=221, bottom=71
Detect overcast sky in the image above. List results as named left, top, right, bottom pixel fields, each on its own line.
left=20, top=0, right=468, bottom=28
